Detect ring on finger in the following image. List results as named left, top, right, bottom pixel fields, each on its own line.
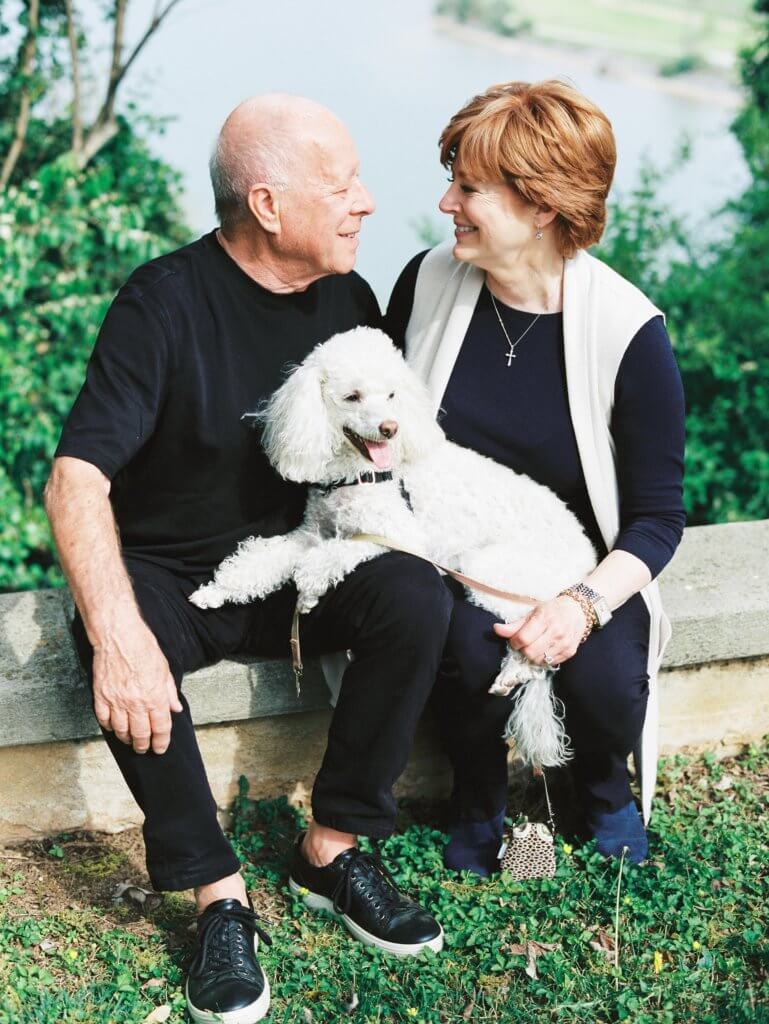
left=543, top=649, right=557, bottom=667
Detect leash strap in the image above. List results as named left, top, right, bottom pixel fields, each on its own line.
left=288, top=534, right=540, bottom=688
left=290, top=607, right=302, bottom=696
left=351, top=533, right=540, bottom=607
left=535, top=765, right=557, bottom=834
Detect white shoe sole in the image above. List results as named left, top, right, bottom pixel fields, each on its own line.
left=288, top=877, right=444, bottom=956
left=185, top=936, right=271, bottom=1023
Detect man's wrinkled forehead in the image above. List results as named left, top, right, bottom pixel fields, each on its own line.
left=300, top=124, right=359, bottom=192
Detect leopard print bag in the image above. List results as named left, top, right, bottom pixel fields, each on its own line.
left=497, top=769, right=556, bottom=880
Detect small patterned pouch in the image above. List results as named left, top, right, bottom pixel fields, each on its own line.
left=497, top=769, right=557, bottom=880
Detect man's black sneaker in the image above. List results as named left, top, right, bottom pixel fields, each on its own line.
left=288, top=835, right=444, bottom=956
left=185, top=898, right=271, bottom=1024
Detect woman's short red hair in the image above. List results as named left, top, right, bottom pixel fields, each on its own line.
left=439, top=80, right=616, bottom=257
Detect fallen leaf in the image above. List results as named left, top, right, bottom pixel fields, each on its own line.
left=111, top=881, right=162, bottom=914
left=525, top=940, right=560, bottom=979
left=503, top=939, right=560, bottom=980
left=587, top=926, right=616, bottom=963
left=462, top=993, right=476, bottom=1019
left=344, top=992, right=359, bottom=1014
left=38, top=939, right=57, bottom=953
left=141, top=978, right=166, bottom=991
left=141, top=1007, right=171, bottom=1024
left=303, top=1009, right=314, bottom=1024
left=713, top=775, right=734, bottom=791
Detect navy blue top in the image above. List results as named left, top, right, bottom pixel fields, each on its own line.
left=384, top=250, right=686, bottom=579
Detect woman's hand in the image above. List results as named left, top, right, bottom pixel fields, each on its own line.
left=493, top=595, right=591, bottom=666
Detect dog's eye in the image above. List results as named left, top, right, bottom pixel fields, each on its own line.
left=344, top=391, right=362, bottom=403
left=388, top=392, right=395, bottom=400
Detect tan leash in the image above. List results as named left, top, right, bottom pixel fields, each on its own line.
left=289, top=607, right=303, bottom=697
left=352, top=533, right=541, bottom=606
left=289, top=534, right=540, bottom=694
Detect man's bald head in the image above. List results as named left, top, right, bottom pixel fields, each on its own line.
left=210, top=93, right=347, bottom=232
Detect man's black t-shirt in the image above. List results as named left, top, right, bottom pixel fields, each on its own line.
left=56, top=230, right=380, bottom=579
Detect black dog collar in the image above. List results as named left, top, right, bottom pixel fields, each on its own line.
left=314, top=470, right=394, bottom=494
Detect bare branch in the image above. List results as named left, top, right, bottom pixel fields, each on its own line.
left=78, top=0, right=185, bottom=168
left=104, top=0, right=128, bottom=128
left=0, top=0, right=41, bottom=191
left=113, top=0, right=184, bottom=100
left=77, top=120, right=121, bottom=166
left=65, top=0, right=83, bottom=154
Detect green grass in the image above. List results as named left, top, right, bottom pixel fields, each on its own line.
left=1, top=740, right=768, bottom=1023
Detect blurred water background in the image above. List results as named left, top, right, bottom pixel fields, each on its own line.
left=111, top=0, right=749, bottom=302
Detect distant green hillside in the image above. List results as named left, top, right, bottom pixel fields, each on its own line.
left=436, top=0, right=758, bottom=74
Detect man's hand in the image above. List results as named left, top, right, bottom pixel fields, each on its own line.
left=92, top=614, right=183, bottom=755
left=493, top=596, right=590, bottom=667
left=45, top=457, right=184, bottom=756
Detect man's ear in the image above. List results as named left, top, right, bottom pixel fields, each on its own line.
left=247, top=184, right=281, bottom=234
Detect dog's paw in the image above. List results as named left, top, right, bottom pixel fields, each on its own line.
left=488, top=654, right=537, bottom=696
left=189, top=582, right=228, bottom=609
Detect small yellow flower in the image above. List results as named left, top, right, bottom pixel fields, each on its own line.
left=298, top=886, right=309, bottom=896
left=692, top=940, right=701, bottom=951
left=65, top=949, right=78, bottom=962
left=406, top=1010, right=418, bottom=1018
left=623, top=896, right=632, bottom=906
left=562, top=843, right=573, bottom=855
left=653, top=950, right=663, bottom=974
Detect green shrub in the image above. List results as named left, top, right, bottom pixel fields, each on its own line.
left=0, top=135, right=189, bottom=590
left=596, top=1, right=769, bottom=526
left=0, top=0, right=189, bottom=591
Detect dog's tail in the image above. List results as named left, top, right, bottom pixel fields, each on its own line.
left=503, top=674, right=573, bottom=768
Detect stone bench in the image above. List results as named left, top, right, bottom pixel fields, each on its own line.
left=1, top=520, right=768, bottom=841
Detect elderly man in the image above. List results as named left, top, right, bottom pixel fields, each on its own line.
left=45, top=95, right=450, bottom=1023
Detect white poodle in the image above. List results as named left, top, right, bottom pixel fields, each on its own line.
left=190, top=327, right=597, bottom=767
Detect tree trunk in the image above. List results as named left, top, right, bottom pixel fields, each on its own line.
left=0, top=0, right=41, bottom=191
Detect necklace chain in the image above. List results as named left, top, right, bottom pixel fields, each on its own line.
left=489, top=290, right=542, bottom=366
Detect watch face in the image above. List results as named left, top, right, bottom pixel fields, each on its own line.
left=593, top=597, right=612, bottom=627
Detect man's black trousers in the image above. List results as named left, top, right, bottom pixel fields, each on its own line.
left=73, top=552, right=453, bottom=892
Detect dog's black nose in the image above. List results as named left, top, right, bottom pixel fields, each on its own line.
left=379, top=420, right=398, bottom=439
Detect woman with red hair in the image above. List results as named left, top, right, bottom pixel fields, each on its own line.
left=385, top=80, right=686, bottom=874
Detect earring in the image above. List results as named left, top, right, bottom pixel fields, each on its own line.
left=535, top=228, right=543, bottom=240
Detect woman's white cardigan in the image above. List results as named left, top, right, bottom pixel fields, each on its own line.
left=402, top=240, right=671, bottom=823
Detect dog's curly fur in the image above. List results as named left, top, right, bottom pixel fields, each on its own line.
left=190, top=327, right=597, bottom=766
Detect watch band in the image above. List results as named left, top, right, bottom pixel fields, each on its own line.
left=566, top=582, right=612, bottom=629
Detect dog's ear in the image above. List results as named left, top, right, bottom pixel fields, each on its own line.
left=260, top=357, right=335, bottom=482
left=395, top=363, right=445, bottom=464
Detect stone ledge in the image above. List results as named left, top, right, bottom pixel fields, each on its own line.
left=657, top=519, right=769, bottom=667
left=3, top=654, right=767, bottom=841
left=1, top=519, right=767, bottom=749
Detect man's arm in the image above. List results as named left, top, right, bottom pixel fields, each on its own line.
left=45, top=456, right=183, bottom=755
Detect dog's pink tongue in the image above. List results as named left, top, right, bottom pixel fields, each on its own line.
left=365, top=440, right=393, bottom=470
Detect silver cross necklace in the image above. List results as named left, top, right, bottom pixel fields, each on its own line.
left=489, top=290, right=542, bottom=366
